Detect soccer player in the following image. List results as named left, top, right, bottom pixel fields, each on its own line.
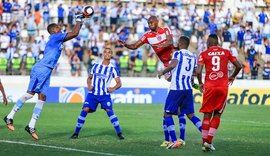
left=70, top=48, right=124, bottom=140
left=197, top=34, right=242, bottom=151
left=3, top=13, right=85, bottom=140
left=119, top=15, right=198, bottom=147
left=0, top=79, right=8, bottom=106
left=158, top=36, right=202, bottom=149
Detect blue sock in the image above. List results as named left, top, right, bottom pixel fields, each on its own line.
left=107, top=111, right=121, bottom=134
left=164, top=116, right=177, bottom=142
left=190, top=116, right=202, bottom=132
left=178, top=114, right=186, bottom=141
left=163, top=117, right=170, bottom=141
left=74, top=110, right=88, bottom=134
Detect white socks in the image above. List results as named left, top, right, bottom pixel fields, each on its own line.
left=29, top=100, right=45, bottom=128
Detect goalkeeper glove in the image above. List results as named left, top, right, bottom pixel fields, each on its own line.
left=75, top=12, right=85, bottom=23
left=192, top=83, right=200, bottom=90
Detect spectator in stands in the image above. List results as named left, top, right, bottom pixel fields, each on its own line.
left=34, top=8, right=41, bottom=35
left=99, top=1, right=107, bottom=27
left=11, top=0, right=20, bottom=22
left=67, top=4, right=74, bottom=29
left=38, top=35, right=46, bottom=54
left=262, top=39, right=270, bottom=63
left=8, top=23, right=19, bottom=46
left=42, top=1, right=50, bottom=28
left=246, top=44, right=258, bottom=71
left=224, top=8, right=232, bottom=28
left=31, top=39, right=40, bottom=60
left=222, top=26, right=231, bottom=49
left=243, top=57, right=251, bottom=79
left=233, top=7, right=243, bottom=25
left=70, top=53, right=81, bottom=77
left=109, top=3, right=119, bottom=32
left=0, top=1, right=3, bottom=22
left=262, top=61, right=270, bottom=80
left=257, top=8, right=268, bottom=29
left=183, top=17, right=192, bottom=38
left=243, top=29, right=253, bottom=54
left=251, top=62, right=260, bottom=80
left=203, top=7, right=211, bottom=24
left=0, top=21, right=8, bottom=34
left=0, top=31, right=10, bottom=53
left=79, top=24, right=89, bottom=46
left=57, top=3, right=65, bottom=25
left=2, top=0, right=12, bottom=24
left=263, top=21, right=270, bottom=39
left=26, top=12, right=36, bottom=42
left=245, top=7, right=254, bottom=28
left=207, top=17, right=217, bottom=35
left=230, top=42, right=238, bottom=58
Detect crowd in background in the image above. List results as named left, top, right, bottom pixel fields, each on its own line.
left=0, top=0, right=270, bottom=79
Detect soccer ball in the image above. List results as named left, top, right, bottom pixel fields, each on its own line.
left=82, top=6, right=94, bottom=18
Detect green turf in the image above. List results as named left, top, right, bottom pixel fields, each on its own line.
left=0, top=103, right=269, bottom=156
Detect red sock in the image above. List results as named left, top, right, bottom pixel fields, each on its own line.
left=201, top=117, right=210, bottom=143
left=208, top=116, right=221, bottom=144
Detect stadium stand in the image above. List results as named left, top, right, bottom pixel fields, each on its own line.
left=0, top=0, right=269, bottom=79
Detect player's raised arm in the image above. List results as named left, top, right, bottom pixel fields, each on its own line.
left=63, top=13, right=84, bottom=42
left=118, top=39, right=144, bottom=50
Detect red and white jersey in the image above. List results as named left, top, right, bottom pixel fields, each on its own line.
left=140, top=27, right=174, bottom=67
left=197, top=46, right=237, bottom=87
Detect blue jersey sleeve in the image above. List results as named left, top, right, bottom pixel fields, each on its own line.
left=52, top=32, right=67, bottom=42
left=112, top=67, right=120, bottom=78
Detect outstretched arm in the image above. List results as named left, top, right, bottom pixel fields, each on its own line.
left=118, top=39, right=144, bottom=50
left=63, top=13, right=84, bottom=42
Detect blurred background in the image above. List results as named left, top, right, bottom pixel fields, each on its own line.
left=0, top=0, right=269, bottom=80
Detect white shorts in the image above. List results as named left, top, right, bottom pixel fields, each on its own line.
left=254, top=44, right=263, bottom=53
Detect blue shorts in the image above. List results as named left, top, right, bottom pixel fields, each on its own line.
left=83, top=93, right=112, bottom=112
left=27, top=64, right=52, bottom=95
left=164, top=90, right=194, bottom=115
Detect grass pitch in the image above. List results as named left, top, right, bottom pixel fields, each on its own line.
left=0, top=103, right=269, bottom=156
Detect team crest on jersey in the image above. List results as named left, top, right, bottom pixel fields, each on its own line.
left=209, top=71, right=224, bottom=80
left=59, top=87, right=85, bottom=103
left=157, top=35, right=162, bottom=41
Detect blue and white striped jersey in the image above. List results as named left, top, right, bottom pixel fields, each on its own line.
left=170, top=49, right=197, bottom=90
left=90, top=62, right=119, bottom=95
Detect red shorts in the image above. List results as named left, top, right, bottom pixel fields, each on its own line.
left=200, top=87, right=228, bottom=114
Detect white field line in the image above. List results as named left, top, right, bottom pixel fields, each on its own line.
left=0, top=140, right=129, bottom=156
left=222, top=119, right=270, bottom=125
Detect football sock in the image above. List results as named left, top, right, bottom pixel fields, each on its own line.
left=178, top=114, right=186, bottom=141
left=74, top=109, right=88, bottom=134
left=163, top=117, right=170, bottom=141
left=29, top=100, right=45, bottom=128
left=164, top=116, right=177, bottom=142
left=7, top=93, right=33, bottom=119
left=106, top=110, right=121, bottom=134
left=190, top=116, right=202, bottom=132
left=208, top=116, right=221, bottom=144
left=202, top=117, right=210, bottom=143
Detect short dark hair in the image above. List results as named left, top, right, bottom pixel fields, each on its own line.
left=178, top=36, right=190, bottom=48
left=148, top=15, right=158, bottom=21
left=207, top=34, right=219, bottom=46
left=47, top=23, right=58, bottom=34
left=104, top=47, right=112, bottom=53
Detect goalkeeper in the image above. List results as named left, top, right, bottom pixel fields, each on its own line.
left=3, top=12, right=85, bottom=140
